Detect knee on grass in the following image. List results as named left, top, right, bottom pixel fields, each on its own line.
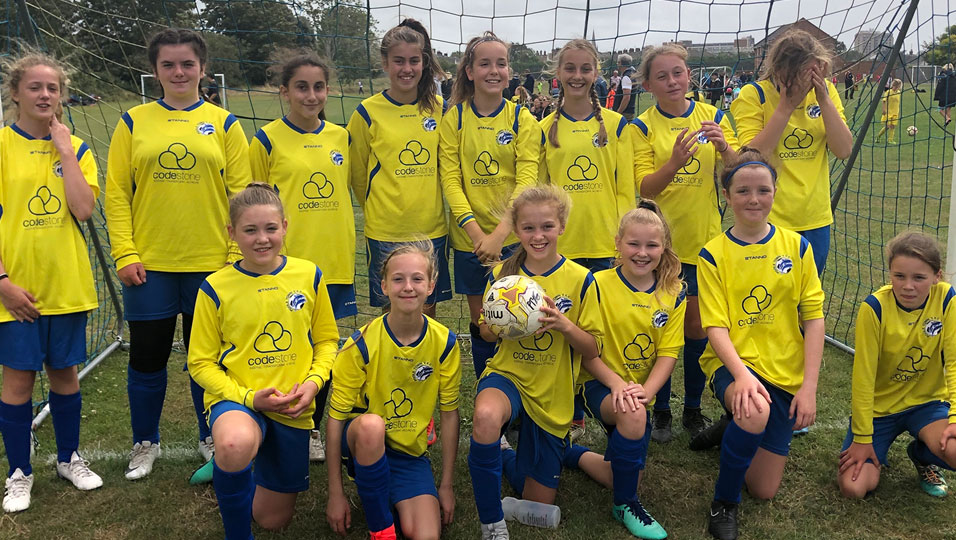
left=254, top=507, right=294, bottom=531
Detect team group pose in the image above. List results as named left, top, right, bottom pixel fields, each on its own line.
left=13, top=17, right=956, bottom=540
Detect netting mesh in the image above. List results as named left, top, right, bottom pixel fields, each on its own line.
left=6, top=0, right=955, bottom=353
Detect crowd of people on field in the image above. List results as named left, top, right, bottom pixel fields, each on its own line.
left=4, top=18, right=956, bottom=540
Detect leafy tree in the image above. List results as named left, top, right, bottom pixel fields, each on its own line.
left=923, top=25, right=956, bottom=66
left=304, top=0, right=380, bottom=83
left=509, top=43, right=547, bottom=76
left=201, top=0, right=308, bottom=86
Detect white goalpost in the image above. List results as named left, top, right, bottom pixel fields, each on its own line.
left=140, top=73, right=227, bottom=108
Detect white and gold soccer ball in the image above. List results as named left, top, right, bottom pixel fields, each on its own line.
left=907, top=125, right=918, bottom=136
left=482, top=275, right=546, bottom=340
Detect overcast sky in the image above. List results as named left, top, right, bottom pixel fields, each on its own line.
left=359, top=0, right=952, bottom=56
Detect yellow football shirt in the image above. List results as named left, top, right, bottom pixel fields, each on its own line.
left=249, top=118, right=354, bottom=285
left=697, top=226, right=825, bottom=394
left=0, top=125, right=99, bottom=322
left=851, top=283, right=956, bottom=443
left=187, top=256, right=339, bottom=430
left=438, top=99, right=540, bottom=251
left=731, top=80, right=846, bottom=231
left=329, top=314, right=461, bottom=457
left=105, top=99, right=251, bottom=272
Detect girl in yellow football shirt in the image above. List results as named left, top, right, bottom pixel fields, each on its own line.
left=729, top=29, right=852, bottom=275
left=632, top=43, right=738, bottom=442
left=326, top=243, right=461, bottom=540
left=838, top=232, right=956, bottom=499
left=347, top=19, right=450, bottom=318
left=563, top=200, right=684, bottom=539
left=0, top=52, right=102, bottom=513
left=105, top=29, right=251, bottom=478
left=876, top=78, right=903, bottom=144
left=249, top=53, right=355, bottom=463
left=188, top=183, right=338, bottom=539
left=700, top=149, right=825, bottom=540
left=439, top=31, right=539, bottom=379
left=469, top=186, right=603, bottom=539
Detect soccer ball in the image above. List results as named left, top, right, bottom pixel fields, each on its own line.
left=482, top=275, right=546, bottom=339
left=907, top=125, right=918, bottom=136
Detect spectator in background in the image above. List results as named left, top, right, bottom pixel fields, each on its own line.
left=610, top=69, right=620, bottom=89
left=595, top=73, right=608, bottom=104
left=523, top=70, right=535, bottom=94
left=612, top=54, right=637, bottom=121
left=202, top=74, right=221, bottom=106
left=844, top=71, right=855, bottom=100
left=507, top=71, right=520, bottom=100
left=707, top=71, right=723, bottom=107
left=935, top=63, right=956, bottom=126
left=358, top=80, right=364, bottom=94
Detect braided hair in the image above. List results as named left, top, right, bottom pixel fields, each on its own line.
left=547, top=38, right=607, bottom=148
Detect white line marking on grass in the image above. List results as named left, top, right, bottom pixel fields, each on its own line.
left=39, top=445, right=203, bottom=465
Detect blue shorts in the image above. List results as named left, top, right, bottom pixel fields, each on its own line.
left=208, top=401, right=310, bottom=493
left=578, top=379, right=651, bottom=469
left=477, top=373, right=565, bottom=489
left=572, top=257, right=614, bottom=274
left=326, top=284, right=358, bottom=319
left=840, top=400, right=950, bottom=466
left=453, top=243, right=519, bottom=295
left=0, top=312, right=87, bottom=371
left=681, top=263, right=699, bottom=297
left=366, top=237, right=452, bottom=308
left=122, top=271, right=210, bottom=321
left=711, top=366, right=796, bottom=457
left=797, top=225, right=830, bottom=276
left=341, top=419, right=438, bottom=505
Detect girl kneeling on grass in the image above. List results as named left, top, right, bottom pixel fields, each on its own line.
left=838, top=231, right=956, bottom=499
left=325, top=242, right=462, bottom=540
left=469, top=185, right=604, bottom=540
left=563, top=200, right=683, bottom=539
left=698, top=149, right=825, bottom=540
left=188, top=183, right=339, bottom=539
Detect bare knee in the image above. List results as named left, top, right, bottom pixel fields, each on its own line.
left=613, top=409, right=646, bottom=440
left=254, top=507, right=293, bottom=531
left=734, top=397, right=770, bottom=434
left=401, top=522, right=439, bottom=540
left=214, top=429, right=258, bottom=469
left=747, top=481, right=780, bottom=500
left=352, top=414, right=386, bottom=447
left=838, top=476, right=869, bottom=499
left=472, top=401, right=507, bottom=442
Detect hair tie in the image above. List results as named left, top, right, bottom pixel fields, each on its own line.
left=637, top=200, right=657, bottom=211
left=725, top=160, right=777, bottom=184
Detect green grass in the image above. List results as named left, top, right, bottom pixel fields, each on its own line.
left=2, top=82, right=955, bottom=538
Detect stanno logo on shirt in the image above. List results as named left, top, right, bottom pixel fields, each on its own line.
left=422, top=117, right=437, bottom=131
left=806, top=104, right=822, bottom=119
left=893, top=346, right=929, bottom=382
left=303, top=172, right=334, bottom=199
left=412, top=362, right=434, bottom=381
left=651, top=309, right=669, bottom=328
left=773, top=256, right=793, bottom=274
left=28, top=186, right=62, bottom=216
left=474, top=151, right=499, bottom=176
left=52, top=161, right=63, bottom=178
left=196, top=122, right=215, bottom=135
left=924, top=318, right=943, bottom=337
left=497, top=130, right=514, bottom=145
left=330, top=150, right=344, bottom=165
left=286, top=291, right=306, bottom=311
